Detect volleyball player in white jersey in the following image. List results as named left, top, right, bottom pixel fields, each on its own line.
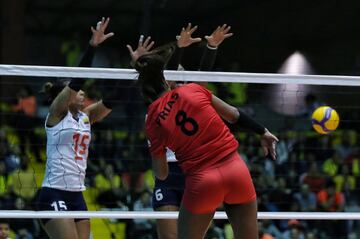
left=36, top=17, right=114, bottom=239
left=128, top=23, right=233, bottom=239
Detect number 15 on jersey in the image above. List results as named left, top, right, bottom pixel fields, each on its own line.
left=73, top=133, right=90, bottom=160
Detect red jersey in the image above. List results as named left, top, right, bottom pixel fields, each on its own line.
left=146, top=83, right=238, bottom=174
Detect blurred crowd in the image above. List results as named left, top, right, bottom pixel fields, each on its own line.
left=0, top=82, right=360, bottom=239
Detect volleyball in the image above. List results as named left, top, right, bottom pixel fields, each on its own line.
left=311, top=106, right=340, bottom=134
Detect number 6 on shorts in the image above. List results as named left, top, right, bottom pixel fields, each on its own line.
left=155, top=189, right=164, bottom=201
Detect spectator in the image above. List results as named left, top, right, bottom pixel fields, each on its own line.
left=314, top=135, right=334, bottom=163
left=293, top=184, right=317, bottom=212
left=11, top=86, right=37, bottom=117
left=335, top=131, right=353, bottom=160
left=333, top=164, right=356, bottom=194
left=304, top=232, right=316, bottom=239
left=300, top=162, right=326, bottom=193
left=267, top=177, right=293, bottom=212
left=316, top=180, right=347, bottom=238
left=0, top=162, right=6, bottom=202
left=317, top=180, right=345, bottom=212
left=7, top=156, right=37, bottom=201
left=95, top=164, right=121, bottom=194
left=0, top=130, right=21, bottom=175
left=344, top=148, right=360, bottom=177
left=10, top=198, right=37, bottom=239
left=345, top=197, right=360, bottom=239
left=10, top=86, right=42, bottom=162
left=95, top=164, right=128, bottom=209
left=0, top=219, right=10, bottom=239
left=322, top=152, right=343, bottom=177
left=282, top=220, right=305, bottom=239
left=259, top=220, right=283, bottom=239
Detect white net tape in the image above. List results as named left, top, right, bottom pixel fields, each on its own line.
left=1, top=211, right=360, bottom=220
left=2, top=64, right=360, bottom=85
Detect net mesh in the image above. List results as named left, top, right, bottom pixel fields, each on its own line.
left=1, top=72, right=360, bottom=238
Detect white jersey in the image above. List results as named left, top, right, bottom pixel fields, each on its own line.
left=166, top=147, right=177, bottom=162
left=42, top=111, right=91, bottom=191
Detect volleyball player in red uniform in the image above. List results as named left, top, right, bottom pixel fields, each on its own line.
left=135, top=46, right=278, bottom=239
left=128, top=24, right=233, bottom=239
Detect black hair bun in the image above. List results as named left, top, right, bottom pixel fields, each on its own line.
left=135, top=54, right=165, bottom=74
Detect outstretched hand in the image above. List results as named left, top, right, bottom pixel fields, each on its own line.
left=260, top=130, right=279, bottom=160
left=89, top=17, right=114, bottom=47
left=205, top=24, right=233, bottom=48
left=176, top=23, right=202, bottom=48
left=127, top=35, right=155, bottom=63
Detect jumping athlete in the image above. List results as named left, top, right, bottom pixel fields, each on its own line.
left=36, top=17, right=116, bottom=239
left=135, top=44, right=278, bottom=239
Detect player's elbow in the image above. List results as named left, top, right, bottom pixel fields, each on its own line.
left=227, top=106, right=240, bottom=124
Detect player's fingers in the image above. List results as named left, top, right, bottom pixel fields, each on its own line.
left=98, top=17, right=105, bottom=29
left=270, top=146, right=277, bottom=160
left=271, top=151, right=276, bottom=160
left=145, top=41, right=155, bottom=51
left=104, top=32, right=114, bottom=40
left=126, top=45, right=134, bottom=54
left=191, top=37, right=202, bottom=43
left=189, top=25, right=198, bottom=34
left=224, top=33, right=234, bottom=39
left=138, top=35, right=144, bottom=47
left=96, top=21, right=102, bottom=31
left=143, top=36, right=151, bottom=47
left=185, top=23, right=192, bottom=31
left=102, top=17, right=110, bottom=30
left=262, top=146, right=269, bottom=157
left=91, top=26, right=96, bottom=34
left=271, top=141, right=277, bottom=160
left=223, top=26, right=231, bottom=33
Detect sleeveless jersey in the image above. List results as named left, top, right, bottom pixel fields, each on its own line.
left=42, top=111, right=91, bottom=191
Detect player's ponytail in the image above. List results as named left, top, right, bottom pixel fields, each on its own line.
left=40, top=78, right=71, bottom=102
left=135, top=43, right=176, bottom=104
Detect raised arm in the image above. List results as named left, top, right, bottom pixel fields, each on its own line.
left=166, top=23, right=202, bottom=71
left=82, top=17, right=116, bottom=124
left=199, top=24, right=233, bottom=71
left=211, top=94, right=278, bottom=159
left=47, top=17, right=114, bottom=126
left=78, top=17, right=114, bottom=67
left=196, top=24, right=233, bottom=88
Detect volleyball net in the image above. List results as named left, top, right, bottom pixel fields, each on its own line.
left=1, top=65, right=360, bottom=238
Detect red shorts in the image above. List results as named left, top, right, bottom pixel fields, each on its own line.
left=182, top=152, right=256, bottom=214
